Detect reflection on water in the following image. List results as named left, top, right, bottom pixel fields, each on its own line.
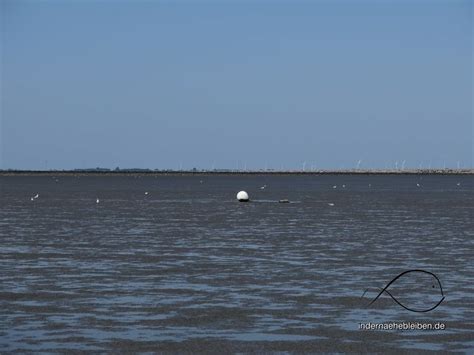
left=0, top=175, right=473, bottom=352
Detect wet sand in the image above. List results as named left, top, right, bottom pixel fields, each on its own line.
left=1, top=175, right=473, bottom=352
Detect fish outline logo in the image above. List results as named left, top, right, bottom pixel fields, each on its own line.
left=363, top=269, right=445, bottom=313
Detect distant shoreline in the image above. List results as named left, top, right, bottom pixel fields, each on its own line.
left=1, top=169, right=473, bottom=176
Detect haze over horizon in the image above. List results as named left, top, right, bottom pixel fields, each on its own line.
left=1, top=0, right=473, bottom=170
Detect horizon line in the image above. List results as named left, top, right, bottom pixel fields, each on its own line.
left=1, top=168, right=473, bottom=175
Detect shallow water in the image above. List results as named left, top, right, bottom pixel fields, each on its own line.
left=0, top=174, right=473, bottom=352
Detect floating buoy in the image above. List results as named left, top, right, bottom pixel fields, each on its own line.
left=237, top=191, right=249, bottom=202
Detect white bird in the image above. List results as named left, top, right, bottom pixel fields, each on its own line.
left=328, top=203, right=335, bottom=206
left=457, top=182, right=461, bottom=186
left=30, top=197, right=34, bottom=201
left=145, top=192, right=149, bottom=195
left=260, top=185, right=266, bottom=190
left=96, top=198, right=100, bottom=204
left=332, top=185, right=337, bottom=189
left=34, top=194, right=39, bottom=199
left=416, top=183, right=420, bottom=187
left=342, top=184, right=346, bottom=188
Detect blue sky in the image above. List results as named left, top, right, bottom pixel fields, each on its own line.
left=1, top=0, right=472, bottom=170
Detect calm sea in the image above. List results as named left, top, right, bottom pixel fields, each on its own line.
left=0, top=174, right=473, bottom=352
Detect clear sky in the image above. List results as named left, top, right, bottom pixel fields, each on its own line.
left=1, top=0, right=472, bottom=170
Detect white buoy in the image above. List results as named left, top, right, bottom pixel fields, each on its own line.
left=237, top=191, right=249, bottom=202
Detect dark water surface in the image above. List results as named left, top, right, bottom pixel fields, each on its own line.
left=1, top=175, right=473, bottom=352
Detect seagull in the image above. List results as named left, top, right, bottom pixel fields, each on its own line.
left=332, top=185, right=337, bottom=189
left=30, top=197, right=34, bottom=201
left=416, top=183, right=420, bottom=187
left=457, top=182, right=461, bottom=186
left=342, top=184, right=346, bottom=188
left=328, top=203, right=335, bottom=206
left=260, top=185, right=266, bottom=190
left=145, top=192, right=149, bottom=195
left=34, top=194, right=39, bottom=199
left=96, top=198, right=100, bottom=204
